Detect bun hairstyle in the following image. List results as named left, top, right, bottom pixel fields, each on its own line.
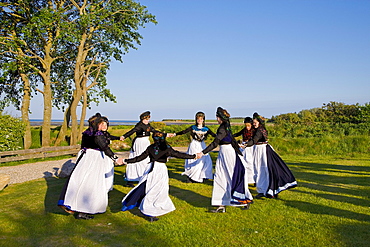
left=195, top=111, right=205, bottom=126
left=140, top=111, right=151, bottom=121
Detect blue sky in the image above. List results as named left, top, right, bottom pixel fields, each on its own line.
left=5, top=0, right=370, bottom=121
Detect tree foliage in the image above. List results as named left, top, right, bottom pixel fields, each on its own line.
left=0, top=113, right=25, bottom=151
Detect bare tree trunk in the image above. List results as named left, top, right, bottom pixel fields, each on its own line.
left=70, top=33, right=88, bottom=145
left=69, top=90, right=82, bottom=145
left=78, top=78, right=88, bottom=142
left=40, top=49, right=54, bottom=147
left=54, top=105, right=71, bottom=146
left=42, top=82, right=52, bottom=147
left=20, top=74, right=32, bottom=149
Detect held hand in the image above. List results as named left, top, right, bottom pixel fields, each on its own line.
left=116, top=157, right=124, bottom=166
left=196, top=152, right=204, bottom=159
left=167, top=133, right=176, bottom=138
left=120, top=136, right=125, bottom=141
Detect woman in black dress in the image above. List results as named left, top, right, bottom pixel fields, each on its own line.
left=58, top=113, right=123, bottom=219
left=245, top=112, right=297, bottom=198
left=121, top=111, right=157, bottom=187
left=170, top=111, right=216, bottom=183
left=121, top=131, right=196, bottom=222
left=197, top=107, right=253, bottom=213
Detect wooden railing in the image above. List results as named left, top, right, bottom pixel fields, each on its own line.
left=0, top=145, right=80, bottom=163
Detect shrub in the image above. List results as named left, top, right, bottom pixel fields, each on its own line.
left=0, top=113, right=26, bottom=151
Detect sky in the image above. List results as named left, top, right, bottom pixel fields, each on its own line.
left=4, top=0, right=370, bottom=121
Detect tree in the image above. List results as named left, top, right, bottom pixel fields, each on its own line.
left=1, top=0, right=156, bottom=147
left=55, top=0, right=156, bottom=145
left=0, top=0, right=72, bottom=147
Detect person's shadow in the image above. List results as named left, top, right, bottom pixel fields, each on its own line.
left=43, top=159, right=78, bottom=215
left=43, top=170, right=67, bottom=215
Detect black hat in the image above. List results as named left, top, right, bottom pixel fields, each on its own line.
left=244, top=117, right=253, bottom=123
left=140, top=111, right=151, bottom=120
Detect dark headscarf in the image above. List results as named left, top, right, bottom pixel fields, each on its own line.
left=216, top=107, right=231, bottom=131
left=152, top=131, right=168, bottom=152
left=253, top=112, right=265, bottom=127
left=88, top=113, right=102, bottom=131
left=216, top=107, right=230, bottom=122
left=195, top=111, right=205, bottom=127
left=140, top=111, right=151, bottom=121
left=87, top=112, right=109, bottom=132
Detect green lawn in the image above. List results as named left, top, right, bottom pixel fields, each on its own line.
left=0, top=153, right=369, bottom=247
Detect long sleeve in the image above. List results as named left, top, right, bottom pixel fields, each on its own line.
left=125, top=148, right=150, bottom=163
left=95, top=134, right=117, bottom=160
left=175, top=126, right=192, bottom=136
left=232, top=128, right=244, bottom=138
left=107, top=133, right=121, bottom=141
left=168, top=147, right=196, bottom=159
left=122, top=123, right=141, bottom=138
left=207, top=128, right=216, bottom=138
left=202, top=125, right=227, bottom=154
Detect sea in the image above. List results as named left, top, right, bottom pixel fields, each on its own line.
left=30, top=119, right=138, bottom=126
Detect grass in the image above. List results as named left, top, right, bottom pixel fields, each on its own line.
left=0, top=153, right=369, bottom=247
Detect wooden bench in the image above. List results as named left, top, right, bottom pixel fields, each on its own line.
left=0, top=145, right=80, bottom=163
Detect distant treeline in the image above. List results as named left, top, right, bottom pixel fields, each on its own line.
left=267, top=101, right=370, bottom=139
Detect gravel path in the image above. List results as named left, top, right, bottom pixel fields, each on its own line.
left=0, top=147, right=190, bottom=185
left=0, top=151, right=129, bottom=185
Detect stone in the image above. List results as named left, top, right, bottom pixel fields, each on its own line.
left=0, top=173, right=10, bottom=191
left=111, top=141, right=130, bottom=150
left=57, top=160, right=76, bottom=178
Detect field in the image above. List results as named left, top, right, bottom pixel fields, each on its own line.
left=0, top=153, right=369, bottom=247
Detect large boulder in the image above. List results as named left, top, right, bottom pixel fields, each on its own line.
left=0, top=173, right=10, bottom=190
left=56, top=160, right=76, bottom=178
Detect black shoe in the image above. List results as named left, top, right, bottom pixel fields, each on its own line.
left=267, top=194, right=278, bottom=199
left=210, top=206, right=226, bottom=213
left=241, top=201, right=253, bottom=210
left=149, top=217, right=159, bottom=222
left=255, top=193, right=265, bottom=199
left=75, top=213, right=94, bottom=220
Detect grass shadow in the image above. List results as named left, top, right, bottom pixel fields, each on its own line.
left=43, top=176, right=68, bottom=215
left=284, top=199, right=370, bottom=223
